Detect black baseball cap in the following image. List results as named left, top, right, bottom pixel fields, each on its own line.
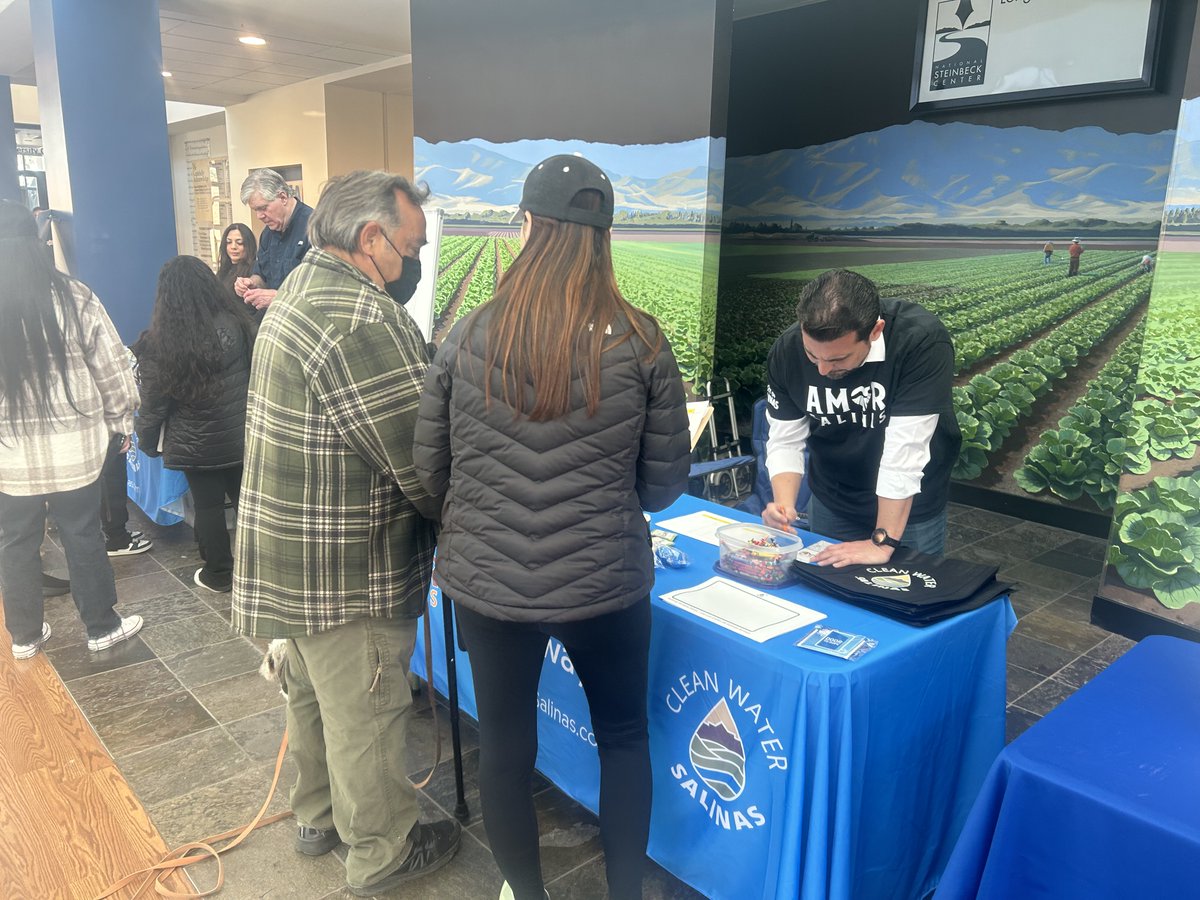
left=510, top=154, right=614, bottom=228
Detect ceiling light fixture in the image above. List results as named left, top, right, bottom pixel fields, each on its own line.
left=239, top=35, right=267, bottom=46
left=162, top=70, right=172, bottom=77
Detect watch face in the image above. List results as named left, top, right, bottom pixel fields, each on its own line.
left=871, top=528, right=887, bottom=545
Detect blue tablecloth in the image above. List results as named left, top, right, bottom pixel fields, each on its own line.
left=125, top=433, right=188, bottom=525
left=938, top=635, right=1200, bottom=900
left=414, top=495, right=1015, bottom=900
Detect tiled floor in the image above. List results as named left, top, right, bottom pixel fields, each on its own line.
left=34, top=500, right=1134, bottom=899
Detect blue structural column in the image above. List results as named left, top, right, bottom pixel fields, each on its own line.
left=29, top=0, right=176, bottom=342
left=0, top=76, right=19, bottom=202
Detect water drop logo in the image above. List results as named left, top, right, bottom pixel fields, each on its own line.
left=688, top=698, right=746, bottom=801
left=871, top=573, right=911, bottom=590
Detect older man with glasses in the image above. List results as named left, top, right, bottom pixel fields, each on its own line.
left=232, top=170, right=459, bottom=895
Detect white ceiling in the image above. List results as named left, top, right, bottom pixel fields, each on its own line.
left=1, top=0, right=826, bottom=109
left=1, top=0, right=411, bottom=107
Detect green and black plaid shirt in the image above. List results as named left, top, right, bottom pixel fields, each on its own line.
left=232, top=249, right=439, bottom=638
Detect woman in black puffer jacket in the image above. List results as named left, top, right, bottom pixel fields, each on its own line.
left=135, top=255, right=256, bottom=593
left=414, top=155, right=690, bottom=900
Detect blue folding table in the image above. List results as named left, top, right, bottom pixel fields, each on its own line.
left=938, top=635, right=1200, bottom=900
left=415, top=494, right=1014, bottom=899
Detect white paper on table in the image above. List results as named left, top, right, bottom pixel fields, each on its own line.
left=655, top=510, right=737, bottom=545
left=661, top=576, right=826, bottom=642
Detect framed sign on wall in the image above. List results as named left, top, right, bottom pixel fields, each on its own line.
left=911, top=0, right=1163, bottom=113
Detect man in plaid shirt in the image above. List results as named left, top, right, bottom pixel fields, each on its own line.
left=233, top=171, right=460, bottom=894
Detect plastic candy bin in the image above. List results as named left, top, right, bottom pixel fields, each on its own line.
left=716, top=523, right=804, bottom=586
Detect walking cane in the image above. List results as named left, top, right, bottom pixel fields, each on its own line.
left=440, top=593, right=470, bottom=821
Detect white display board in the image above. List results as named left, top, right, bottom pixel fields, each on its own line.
left=912, top=0, right=1161, bottom=112
left=407, top=206, right=444, bottom=341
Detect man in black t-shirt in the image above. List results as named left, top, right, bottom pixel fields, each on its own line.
left=763, top=269, right=961, bottom=565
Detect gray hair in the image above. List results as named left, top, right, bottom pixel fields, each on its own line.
left=307, top=170, right=430, bottom=253
left=240, top=168, right=294, bottom=205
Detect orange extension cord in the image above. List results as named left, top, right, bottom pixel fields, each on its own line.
left=92, top=613, right=443, bottom=899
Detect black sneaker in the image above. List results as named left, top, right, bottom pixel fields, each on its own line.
left=346, top=820, right=462, bottom=896
left=107, top=536, right=153, bottom=556
left=295, top=824, right=341, bottom=857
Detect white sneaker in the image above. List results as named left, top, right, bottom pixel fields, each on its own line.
left=12, top=622, right=52, bottom=659
left=499, top=883, right=549, bottom=900
left=87, top=615, right=143, bottom=652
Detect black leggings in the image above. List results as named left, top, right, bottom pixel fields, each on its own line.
left=183, top=466, right=242, bottom=580
left=454, top=597, right=652, bottom=900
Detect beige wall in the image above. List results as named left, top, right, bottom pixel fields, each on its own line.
left=10, top=84, right=38, bottom=123
left=225, top=78, right=329, bottom=219
left=324, top=85, right=414, bottom=180
left=384, top=93, right=414, bottom=179
left=325, top=85, right=386, bottom=176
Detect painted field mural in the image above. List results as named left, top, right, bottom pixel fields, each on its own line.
left=1097, top=99, right=1200, bottom=636
left=417, top=138, right=723, bottom=384
left=716, top=120, right=1173, bottom=512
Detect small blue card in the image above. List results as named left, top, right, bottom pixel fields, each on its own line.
left=797, top=626, right=877, bottom=660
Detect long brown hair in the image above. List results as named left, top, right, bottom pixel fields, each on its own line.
left=481, top=190, right=662, bottom=421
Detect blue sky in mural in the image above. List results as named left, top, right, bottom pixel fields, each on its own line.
left=414, top=137, right=725, bottom=216
left=724, top=121, right=1174, bottom=226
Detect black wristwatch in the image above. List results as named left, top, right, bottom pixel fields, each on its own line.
left=871, top=528, right=903, bottom=550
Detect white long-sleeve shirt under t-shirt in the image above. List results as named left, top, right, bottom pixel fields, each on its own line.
left=762, top=299, right=961, bottom=525
left=765, top=409, right=940, bottom=499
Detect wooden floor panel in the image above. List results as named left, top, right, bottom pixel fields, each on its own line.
left=0, top=607, right=190, bottom=899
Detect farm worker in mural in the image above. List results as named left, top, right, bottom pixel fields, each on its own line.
left=761, top=269, right=961, bottom=564
left=1068, top=237, right=1084, bottom=276
left=234, top=168, right=314, bottom=313
left=1043, top=240, right=1054, bottom=265
left=1140, top=253, right=1154, bottom=273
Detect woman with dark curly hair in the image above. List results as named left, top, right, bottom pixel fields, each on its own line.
left=135, top=255, right=256, bottom=593
left=216, top=222, right=257, bottom=301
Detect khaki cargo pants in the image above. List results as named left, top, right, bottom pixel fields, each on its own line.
left=284, top=616, right=419, bottom=886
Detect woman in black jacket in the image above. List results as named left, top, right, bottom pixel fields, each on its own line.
left=413, top=155, right=690, bottom=900
left=135, top=256, right=256, bottom=593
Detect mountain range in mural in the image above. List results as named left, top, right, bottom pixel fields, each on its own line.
left=414, top=137, right=723, bottom=217
left=724, top=121, right=1174, bottom=227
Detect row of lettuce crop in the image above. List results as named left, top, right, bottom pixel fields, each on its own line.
left=953, top=278, right=1150, bottom=480
left=1108, top=473, right=1200, bottom=609
left=1013, top=321, right=1145, bottom=508
left=434, top=239, right=487, bottom=319
left=1102, top=251, right=1200, bottom=608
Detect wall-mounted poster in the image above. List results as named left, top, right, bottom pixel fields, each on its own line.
left=912, top=0, right=1163, bottom=112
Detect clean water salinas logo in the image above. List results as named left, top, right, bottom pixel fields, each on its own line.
left=666, top=669, right=788, bottom=832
